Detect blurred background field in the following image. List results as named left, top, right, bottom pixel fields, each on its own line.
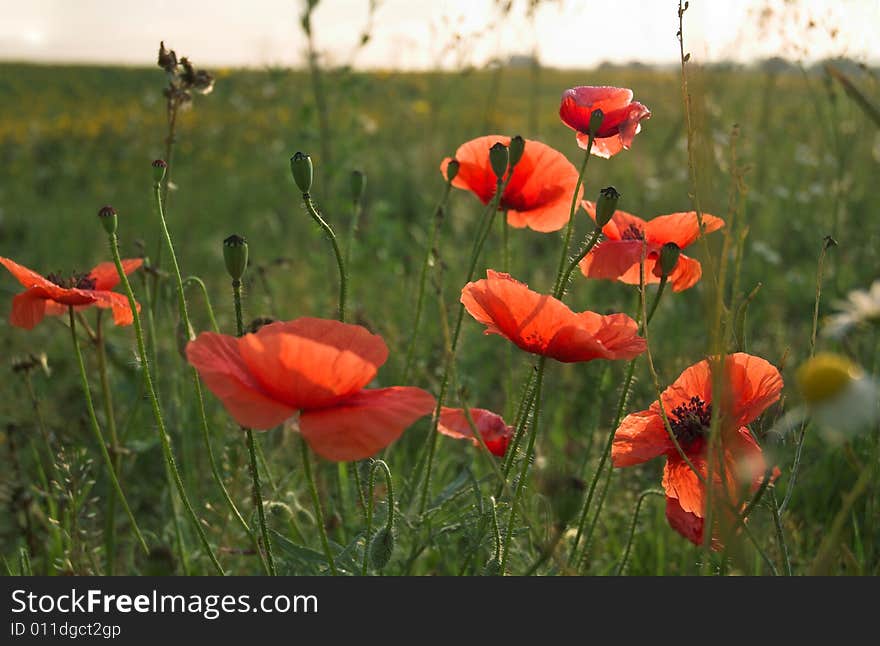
left=0, top=53, right=878, bottom=574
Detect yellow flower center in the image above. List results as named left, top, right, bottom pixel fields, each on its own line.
left=796, top=353, right=862, bottom=404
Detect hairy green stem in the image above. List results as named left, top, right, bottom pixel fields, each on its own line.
left=302, top=192, right=347, bottom=322
left=616, top=489, right=665, bottom=575
left=300, top=437, right=338, bottom=576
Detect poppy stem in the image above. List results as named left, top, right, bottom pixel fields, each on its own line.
left=402, top=179, right=452, bottom=383
left=299, top=437, right=338, bottom=576
left=233, top=277, right=276, bottom=576
left=94, top=312, right=121, bottom=575
left=556, top=224, right=602, bottom=299
left=152, top=181, right=257, bottom=565
left=183, top=275, right=221, bottom=333
left=67, top=306, right=149, bottom=556
left=615, top=489, right=665, bottom=576
left=646, top=275, right=668, bottom=324
left=500, top=356, right=547, bottom=574
left=302, top=192, right=348, bottom=323
left=552, top=138, right=594, bottom=297
left=362, top=459, right=394, bottom=576
left=106, top=232, right=225, bottom=575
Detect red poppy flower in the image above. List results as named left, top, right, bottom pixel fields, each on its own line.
left=559, top=86, right=651, bottom=158
left=0, top=256, right=143, bottom=329
left=578, top=203, right=724, bottom=292
left=186, top=317, right=435, bottom=462
left=437, top=407, right=513, bottom=457
left=611, top=353, right=783, bottom=547
left=460, top=270, right=646, bottom=363
left=440, top=135, right=582, bottom=233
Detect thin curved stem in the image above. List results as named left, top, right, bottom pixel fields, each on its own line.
left=233, top=278, right=275, bottom=576
left=302, top=192, right=347, bottom=323
left=153, top=182, right=255, bottom=558
left=107, top=232, right=224, bottom=574
left=552, top=144, right=592, bottom=297
left=94, top=312, right=120, bottom=574
left=183, top=275, right=220, bottom=333
left=362, top=460, right=394, bottom=576
left=68, top=307, right=148, bottom=555
left=616, top=489, right=664, bottom=576
left=300, top=437, right=338, bottom=576
left=402, top=181, right=452, bottom=382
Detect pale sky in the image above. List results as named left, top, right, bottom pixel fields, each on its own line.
left=0, top=0, right=877, bottom=69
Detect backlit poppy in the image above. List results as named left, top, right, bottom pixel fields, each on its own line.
left=440, top=135, right=582, bottom=233
left=578, top=203, right=724, bottom=292
left=460, top=270, right=646, bottom=363
left=611, top=353, right=783, bottom=547
left=0, top=256, right=143, bottom=329
left=186, top=317, right=435, bottom=462
left=437, top=407, right=513, bottom=457
left=559, top=86, right=651, bottom=158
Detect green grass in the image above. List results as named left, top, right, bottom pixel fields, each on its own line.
left=0, top=60, right=877, bottom=575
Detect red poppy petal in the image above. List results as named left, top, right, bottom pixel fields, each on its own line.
left=9, top=289, right=49, bottom=329
left=662, top=451, right=707, bottom=517
left=724, top=353, right=784, bottom=428
left=442, top=136, right=509, bottom=204
left=578, top=240, right=645, bottom=282
left=645, top=212, right=724, bottom=249
left=238, top=318, right=389, bottom=410
left=90, top=290, right=139, bottom=326
left=613, top=103, right=650, bottom=147
left=576, top=132, right=626, bottom=158
left=0, top=257, right=58, bottom=292
left=666, top=254, right=703, bottom=292
left=654, top=359, right=713, bottom=419
left=551, top=311, right=645, bottom=361
left=560, top=86, right=634, bottom=133
left=187, top=332, right=297, bottom=430
left=299, top=387, right=435, bottom=461
left=665, top=495, right=704, bottom=546
left=612, top=410, right=672, bottom=467
left=438, top=407, right=512, bottom=457
left=88, top=258, right=143, bottom=291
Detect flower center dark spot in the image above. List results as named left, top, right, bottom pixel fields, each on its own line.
left=669, top=396, right=712, bottom=446
left=621, top=223, right=645, bottom=240
left=47, top=271, right=96, bottom=290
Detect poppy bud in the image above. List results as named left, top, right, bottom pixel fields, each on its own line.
left=152, top=159, right=168, bottom=184
left=368, top=527, right=394, bottom=570
left=659, top=242, right=681, bottom=276
left=488, top=142, right=509, bottom=180
left=446, top=158, right=460, bottom=182
left=350, top=169, right=366, bottom=203
left=508, top=135, right=526, bottom=168
left=589, top=109, right=605, bottom=135
left=290, top=152, right=313, bottom=193
left=482, top=557, right=502, bottom=576
left=97, top=205, right=118, bottom=235
left=222, top=234, right=249, bottom=281
left=595, top=186, right=620, bottom=227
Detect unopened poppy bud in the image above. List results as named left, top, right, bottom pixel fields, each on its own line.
left=222, top=234, right=249, bottom=281
left=290, top=152, right=313, bottom=193
left=595, top=186, right=620, bottom=227
left=488, top=142, right=509, bottom=180
left=97, top=205, right=118, bottom=235
left=445, top=158, right=460, bottom=182
left=589, top=108, right=605, bottom=135
left=368, top=527, right=394, bottom=570
left=659, top=242, right=681, bottom=276
left=151, top=159, right=168, bottom=184
left=350, top=169, right=366, bottom=202
left=508, top=135, right=526, bottom=168
left=482, top=557, right=502, bottom=576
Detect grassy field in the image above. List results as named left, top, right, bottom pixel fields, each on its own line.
left=0, top=59, right=877, bottom=575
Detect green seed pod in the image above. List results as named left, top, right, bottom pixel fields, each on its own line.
left=446, top=158, right=460, bottom=182
left=97, top=205, right=118, bottom=235
left=595, top=186, right=621, bottom=227
left=222, top=234, right=249, bottom=281
left=508, top=135, right=526, bottom=168
left=589, top=108, right=605, bottom=135
left=482, top=557, right=502, bottom=577
left=151, top=159, right=168, bottom=184
left=350, top=170, right=366, bottom=203
left=368, top=527, right=395, bottom=570
left=290, top=152, right=313, bottom=193
left=488, top=142, right=509, bottom=180
left=659, top=242, right=681, bottom=276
